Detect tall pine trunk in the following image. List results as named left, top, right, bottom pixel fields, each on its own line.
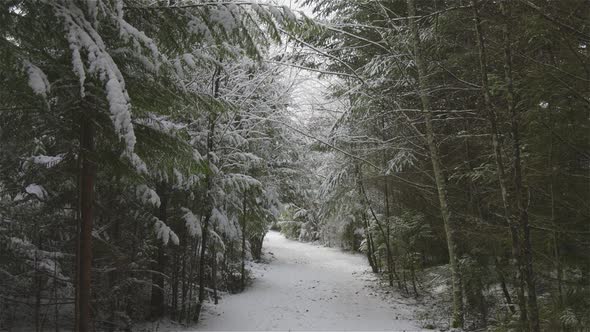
left=351, top=105, right=379, bottom=274
left=34, top=236, right=41, bottom=332
left=180, top=241, right=188, bottom=322
left=195, top=111, right=217, bottom=322
left=357, top=164, right=378, bottom=273
left=78, top=115, right=95, bottom=332
left=150, top=185, right=167, bottom=319
left=171, top=249, right=179, bottom=320
left=548, top=120, right=564, bottom=307
left=360, top=177, right=397, bottom=283
left=470, top=0, right=528, bottom=324
left=383, top=180, right=398, bottom=289
left=186, top=238, right=199, bottom=324
left=194, top=215, right=209, bottom=322
left=495, top=256, right=516, bottom=314
left=380, top=117, right=399, bottom=289
left=500, top=2, right=540, bottom=330
left=211, top=237, right=218, bottom=305
left=241, top=192, right=247, bottom=291
left=108, top=216, right=119, bottom=332
left=406, top=0, right=464, bottom=327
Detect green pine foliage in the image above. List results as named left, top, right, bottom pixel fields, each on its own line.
left=292, top=0, right=589, bottom=330
left=0, top=0, right=310, bottom=330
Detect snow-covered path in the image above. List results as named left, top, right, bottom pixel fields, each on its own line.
left=197, top=231, right=426, bottom=331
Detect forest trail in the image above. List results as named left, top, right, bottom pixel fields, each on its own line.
left=197, top=231, right=426, bottom=331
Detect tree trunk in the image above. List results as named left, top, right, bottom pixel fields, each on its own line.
left=241, top=192, right=247, bottom=291
left=194, top=217, right=209, bottom=322
left=35, top=242, right=41, bottom=332
left=359, top=177, right=398, bottom=286
left=476, top=278, right=488, bottom=327
left=380, top=117, right=399, bottom=289
left=211, top=239, right=218, bottom=305
left=500, top=2, right=540, bottom=331
left=108, top=216, right=119, bottom=332
left=171, top=250, right=179, bottom=320
left=186, top=238, right=198, bottom=324
left=249, top=234, right=265, bottom=261
left=195, top=111, right=217, bottom=322
left=355, top=164, right=379, bottom=273
left=180, top=241, right=188, bottom=323
left=409, top=256, right=419, bottom=298
left=383, top=178, right=396, bottom=288
left=406, top=0, right=464, bottom=327
left=150, top=185, right=167, bottom=319
left=471, top=0, right=528, bottom=324
left=547, top=111, right=563, bottom=308
left=363, top=211, right=378, bottom=273
left=77, top=116, right=96, bottom=332
left=53, top=252, right=59, bottom=332
left=495, top=256, right=516, bottom=314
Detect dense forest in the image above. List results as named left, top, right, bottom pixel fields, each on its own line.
left=0, top=0, right=588, bottom=332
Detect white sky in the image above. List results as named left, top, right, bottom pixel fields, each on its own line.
left=271, top=0, right=346, bottom=130
left=278, top=0, right=315, bottom=16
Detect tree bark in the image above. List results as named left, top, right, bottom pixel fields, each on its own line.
left=379, top=116, right=398, bottom=287
left=35, top=238, right=41, bottom=332
left=471, top=0, right=528, bottom=324
left=406, top=0, right=464, bottom=327
left=363, top=215, right=378, bottom=273
left=194, top=216, right=209, bottom=322
left=383, top=183, right=399, bottom=289
left=53, top=251, right=59, bottom=332
left=180, top=241, right=188, bottom=323
left=241, top=193, right=247, bottom=291
left=495, top=256, right=516, bottom=314
left=500, top=2, right=540, bottom=331
left=150, top=185, right=167, bottom=319
left=409, top=255, right=419, bottom=298
left=211, top=238, right=218, bottom=305
left=359, top=176, right=399, bottom=286
left=171, top=249, right=179, bottom=320
left=78, top=115, right=96, bottom=332
left=355, top=164, right=379, bottom=273
left=186, top=238, right=199, bottom=324
left=108, top=216, right=119, bottom=332
left=195, top=111, right=217, bottom=322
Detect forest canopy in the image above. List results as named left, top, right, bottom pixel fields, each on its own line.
left=0, top=0, right=588, bottom=331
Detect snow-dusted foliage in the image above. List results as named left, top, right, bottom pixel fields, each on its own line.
left=135, top=184, right=160, bottom=207
left=30, top=154, right=64, bottom=168
left=54, top=1, right=138, bottom=154
left=0, top=0, right=586, bottom=330
left=8, top=237, right=67, bottom=280
left=23, top=61, right=50, bottom=97
left=25, top=184, right=47, bottom=200
left=154, top=218, right=179, bottom=246
left=182, top=207, right=202, bottom=237
left=0, top=0, right=309, bottom=329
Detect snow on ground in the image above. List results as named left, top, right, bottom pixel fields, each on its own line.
left=195, top=231, right=428, bottom=331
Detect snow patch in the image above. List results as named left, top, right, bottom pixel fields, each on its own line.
left=154, top=218, right=179, bottom=246
left=182, top=207, right=202, bottom=237
left=25, top=184, right=47, bottom=200
left=23, top=61, right=50, bottom=97
left=135, top=184, right=160, bottom=207
left=30, top=154, right=64, bottom=168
